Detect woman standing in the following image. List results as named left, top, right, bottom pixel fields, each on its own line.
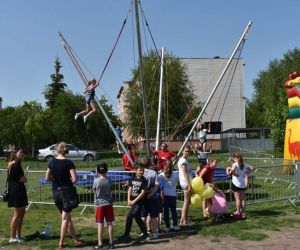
left=7, top=147, right=28, bottom=243
left=177, top=145, right=193, bottom=225
left=45, top=142, right=82, bottom=248
left=227, top=153, right=252, bottom=220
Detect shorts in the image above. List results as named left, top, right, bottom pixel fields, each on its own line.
left=231, top=183, right=247, bottom=192
left=53, top=190, right=73, bottom=213
left=142, top=198, right=160, bottom=218
left=95, top=205, right=115, bottom=223
left=85, top=95, right=96, bottom=105
left=180, top=176, right=192, bottom=190
left=199, top=138, right=206, bottom=144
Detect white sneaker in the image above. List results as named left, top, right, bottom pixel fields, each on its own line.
left=164, top=227, right=171, bottom=233
left=74, top=113, right=80, bottom=120
left=173, top=226, right=180, bottom=231
left=9, top=238, right=18, bottom=243
left=150, top=232, right=159, bottom=239
left=83, top=115, right=88, bottom=123
left=16, top=236, right=24, bottom=243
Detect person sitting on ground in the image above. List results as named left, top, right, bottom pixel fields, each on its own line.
left=122, top=145, right=137, bottom=171
left=75, top=79, right=99, bottom=123
left=193, top=143, right=212, bottom=168
left=197, top=159, right=218, bottom=219
left=153, top=143, right=176, bottom=171
left=93, top=161, right=115, bottom=249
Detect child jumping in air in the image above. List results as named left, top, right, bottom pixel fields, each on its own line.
left=93, top=161, right=115, bottom=249
left=75, top=79, right=98, bottom=123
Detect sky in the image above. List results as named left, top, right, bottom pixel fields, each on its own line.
left=1, top=0, right=300, bottom=112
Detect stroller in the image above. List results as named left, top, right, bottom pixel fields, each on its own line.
left=208, top=190, right=228, bottom=222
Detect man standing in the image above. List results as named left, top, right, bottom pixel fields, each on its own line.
left=153, top=143, right=176, bottom=171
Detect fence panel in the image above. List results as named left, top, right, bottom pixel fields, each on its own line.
left=1, top=163, right=297, bottom=211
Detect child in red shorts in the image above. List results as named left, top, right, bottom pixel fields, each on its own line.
left=93, top=162, right=115, bottom=249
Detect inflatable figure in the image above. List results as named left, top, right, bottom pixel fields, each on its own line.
left=284, top=71, right=300, bottom=160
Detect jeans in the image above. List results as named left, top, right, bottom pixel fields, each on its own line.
left=163, top=196, right=177, bottom=228
left=124, top=203, right=147, bottom=235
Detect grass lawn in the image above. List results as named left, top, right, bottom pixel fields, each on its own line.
left=0, top=151, right=298, bottom=249
left=0, top=201, right=300, bottom=249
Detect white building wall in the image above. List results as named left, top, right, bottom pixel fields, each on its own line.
left=180, top=58, right=245, bottom=132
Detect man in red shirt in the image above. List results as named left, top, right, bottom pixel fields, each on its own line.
left=122, top=145, right=137, bottom=171
left=153, top=143, right=176, bottom=171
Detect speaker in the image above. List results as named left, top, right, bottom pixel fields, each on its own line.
left=204, top=121, right=222, bottom=134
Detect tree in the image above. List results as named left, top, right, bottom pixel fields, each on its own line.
left=124, top=50, right=200, bottom=139
left=51, top=91, right=116, bottom=149
left=43, top=57, right=67, bottom=109
left=23, top=101, right=49, bottom=157
left=246, top=48, right=300, bottom=148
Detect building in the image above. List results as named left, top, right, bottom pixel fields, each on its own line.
left=181, top=58, right=245, bottom=133
left=117, top=57, right=245, bottom=142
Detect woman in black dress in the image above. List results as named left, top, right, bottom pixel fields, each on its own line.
left=7, top=147, right=28, bottom=243
left=45, top=142, right=82, bottom=249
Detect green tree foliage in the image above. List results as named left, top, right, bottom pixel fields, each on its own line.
left=0, top=102, right=50, bottom=155
left=23, top=101, right=49, bottom=157
left=124, top=50, right=200, bottom=139
left=43, top=57, right=67, bottom=109
left=0, top=59, right=117, bottom=155
left=246, top=48, right=300, bottom=147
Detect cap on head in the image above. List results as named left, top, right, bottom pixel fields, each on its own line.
left=97, top=161, right=108, bottom=174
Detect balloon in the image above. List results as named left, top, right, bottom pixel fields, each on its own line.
left=202, top=186, right=214, bottom=199
left=191, top=177, right=204, bottom=192
left=191, top=193, right=202, bottom=207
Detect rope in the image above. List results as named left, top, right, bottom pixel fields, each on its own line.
left=213, top=41, right=245, bottom=122
left=96, top=5, right=132, bottom=85
left=131, top=2, right=136, bottom=68
left=138, top=0, right=160, bottom=58
left=85, top=123, right=92, bottom=164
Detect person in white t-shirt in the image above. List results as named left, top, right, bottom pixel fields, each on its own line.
left=177, top=145, right=193, bottom=225
left=227, top=153, right=253, bottom=220
left=197, top=122, right=211, bottom=151
left=158, top=160, right=180, bottom=232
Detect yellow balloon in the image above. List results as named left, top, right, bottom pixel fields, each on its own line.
left=202, top=186, right=214, bottom=199
left=191, top=193, right=202, bottom=207
left=191, top=177, right=204, bottom=192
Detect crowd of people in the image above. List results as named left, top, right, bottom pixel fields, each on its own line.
left=5, top=137, right=253, bottom=249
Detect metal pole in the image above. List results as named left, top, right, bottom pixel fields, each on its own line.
left=59, top=32, right=134, bottom=166
left=175, top=21, right=253, bottom=162
left=134, top=0, right=151, bottom=159
left=155, top=47, right=165, bottom=151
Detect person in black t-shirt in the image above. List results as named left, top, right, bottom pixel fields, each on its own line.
left=118, top=165, right=148, bottom=241
left=7, top=147, right=28, bottom=243
left=45, top=142, right=82, bottom=249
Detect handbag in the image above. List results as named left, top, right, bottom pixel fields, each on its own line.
left=60, top=185, right=79, bottom=210
left=2, top=178, right=9, bottom=202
